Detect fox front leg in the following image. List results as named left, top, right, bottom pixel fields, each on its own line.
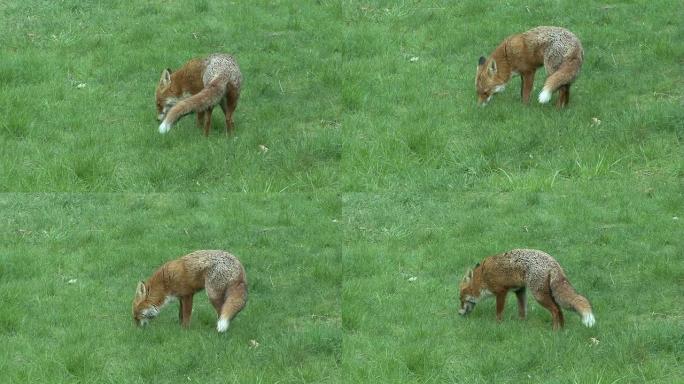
left=179, top=295, right=194, bottom=327
left=520, top=71, right=536, bottom=104
left=495, top=292, right=508, bottom=322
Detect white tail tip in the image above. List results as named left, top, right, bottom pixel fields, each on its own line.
left=217, top=318, right=230, bottom=333
left=159, top=121, right=171, bottom=134
left=582, top=313, right=596, bottom=327
left=538, top=88, right=552, bottom=104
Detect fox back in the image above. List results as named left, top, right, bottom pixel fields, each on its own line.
left=202, top=54, right=242, bottom=94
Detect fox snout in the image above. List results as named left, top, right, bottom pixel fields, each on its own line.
left=134, top=317, right=149, bottom=327
left=459, top=300, right=476, bottom=315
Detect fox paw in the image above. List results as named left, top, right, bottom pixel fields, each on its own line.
left=158, top=121, right=171, bottom=134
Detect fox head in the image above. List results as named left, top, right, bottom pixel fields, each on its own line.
left=458, top=263, right=482, bottom=316
left=132, top=281, right=159, bottom=327
left=155, top=68, right=177, bottom=122
left=475, top=56, right=506, bottom=105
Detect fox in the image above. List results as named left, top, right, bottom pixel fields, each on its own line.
left=458, top=249, right=595, bottom=330
left=476, top=26, right=584, bottom=108
left=156, top=53, right=242, bottom=136
left=132, top=250, right=247, bottom=333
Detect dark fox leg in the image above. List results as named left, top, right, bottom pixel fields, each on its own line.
left=515, top=287, right=527, bottom=319
left=556, top=85, right=570, bottom=108
left=219, top=97, right=228, bottom=135
left=520, top=71, right=536, bottom=104
left=196, top=111, right=205, bottom=129
left=495, top=291, right=508, bottom=322
left=533, top=290, right=564, bottom=330
left=203, top=106, right=213, bottom=137
left=223, top=87, right=240, bottom=135
left=179, top=295, right=194, bottom=327
left=209, top=293, right=224, bottom=315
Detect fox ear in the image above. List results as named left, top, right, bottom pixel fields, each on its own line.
left=488, top=59, right=497, bottom=75
left=159, top=69, right=171, bottom=86
left=462, top=268, right=473, bottom=283
left=135, top=281, right=147, bottom=298
left=478, top=56, right=486, bottom=66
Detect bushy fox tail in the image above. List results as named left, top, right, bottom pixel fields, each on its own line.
left=538, top=46, right=583, bottom=103
left=217, top=268, right=248, bottom=333
left=159, top=75, right=229, bottom=134
left=549, top=268, right=595, bottom=327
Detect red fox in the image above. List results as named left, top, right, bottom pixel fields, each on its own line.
left=132, top=250, right=247, bottom=332
left=476, top=26, right=584, bottom=108
left=458, top=249, right=595, bottom=329
left=156, top=53, right=242, bottom=136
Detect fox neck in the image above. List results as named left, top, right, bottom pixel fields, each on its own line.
left=468, top=270, right=492, bottom=301
left=490, top=40, right=514, bottom=84
left=145, top=272, right=171, bottom=308
left=162, top=85, right=191, bottom=102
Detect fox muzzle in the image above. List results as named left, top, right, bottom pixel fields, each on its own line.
left=458, top=300, right=477, bottom=315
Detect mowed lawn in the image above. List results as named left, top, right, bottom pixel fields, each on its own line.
left=1, top=0, right=683, bottom=383
left=339, top=1, right=682, bottom=382
left=0, top=1, right=342, bottom=192
left=343, top=188, right=682, bottom=382
left=0, top=194, right=341, bottom=383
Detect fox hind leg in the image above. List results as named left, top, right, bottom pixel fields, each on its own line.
left=219, top=97, right=229, bottom=135
left=222, top=87, right=240, bottom=135
left=514, top=288, right=527, bottom=319
left=532, top=289, right=564, bottom=330
left=202, top=106, right=213, bottom=137
left=196, top=111, right=206, bottom=129
left=556, top=85, right=570, bottom=108
left=208, top=288, right=228, bottom=331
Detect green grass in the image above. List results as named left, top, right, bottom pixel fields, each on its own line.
left=0, top=1, right=342, bottom=192
left=343, top=188, right=682, bottom=382
left=0, top=194, right=341, bottom=383
left=340, top=1, right=682, bottom=192
left=1, top=0, right=683, bottom=383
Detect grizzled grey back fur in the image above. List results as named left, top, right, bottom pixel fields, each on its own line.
left=526, top=26, right=584, bottom=74
left=203, top=54, right=242, bottom=93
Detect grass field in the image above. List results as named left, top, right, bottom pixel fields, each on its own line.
left=1, top=194, right=341, bottom=383
left=1, top=0, right=682, bottom=383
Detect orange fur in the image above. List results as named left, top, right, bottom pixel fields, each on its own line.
left=132, top=250, right=247, bottom=332
left=156, top=54, right=242, bottom=136
left=476, top=26, right=583, bottom=107
left=458, top=249, right=595, bottom=330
